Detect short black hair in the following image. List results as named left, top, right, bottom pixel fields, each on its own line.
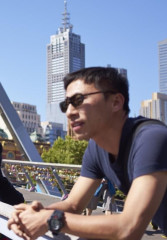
left=63, top=67, right=130, bottom=114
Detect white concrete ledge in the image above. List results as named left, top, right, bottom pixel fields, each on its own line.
left=0, top=201, right=84, bottom=240
left=0, top=201, right=53, bottom=240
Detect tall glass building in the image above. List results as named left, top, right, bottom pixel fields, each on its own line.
left=158, top=39, right=167, bottom=94
left=46, top=1, right=85, bottom=129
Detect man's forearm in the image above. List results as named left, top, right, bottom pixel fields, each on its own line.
left=45, top=199, right=82, bottom=214
left=61, top=211, right=144, bottom=240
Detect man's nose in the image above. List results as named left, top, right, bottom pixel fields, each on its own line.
left=66, top=103, right=77, bottom=118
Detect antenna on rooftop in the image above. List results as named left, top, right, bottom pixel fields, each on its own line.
left=62, top=0, right=73, bottom=31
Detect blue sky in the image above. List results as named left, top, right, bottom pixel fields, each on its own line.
left=0, top=0, right=167, bottom=121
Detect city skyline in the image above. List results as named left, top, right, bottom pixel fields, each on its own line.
left=0, top=0, right=167, bottom=121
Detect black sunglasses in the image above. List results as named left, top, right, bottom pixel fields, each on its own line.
left=59, top=90, right=117, bottom=113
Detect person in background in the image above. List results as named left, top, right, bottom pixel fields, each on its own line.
left=85, top=178, right=106, bottom=215
left=102, top=179, right=116, bottom=215
left=8, top=67, right=167, bottom=240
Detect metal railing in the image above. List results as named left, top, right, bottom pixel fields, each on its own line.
left=0, top=160, right=84, bottom=240
left=2, top=159, right=81, bottom=197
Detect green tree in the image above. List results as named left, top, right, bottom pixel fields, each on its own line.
left=42, top=136, right=88, bottom=165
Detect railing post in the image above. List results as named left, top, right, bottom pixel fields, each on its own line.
left=52, top=167, right=68, bottom=195
left=21, top=166, right=36, bottom=190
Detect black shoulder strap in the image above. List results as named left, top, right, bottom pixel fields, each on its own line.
left=124, top=119, right=166, bottom=188
left=132, top=119, right=165, bottom=140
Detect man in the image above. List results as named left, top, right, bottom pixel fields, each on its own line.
left=8, top=67, right=167, bottom=240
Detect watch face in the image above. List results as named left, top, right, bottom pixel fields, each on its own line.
left=51, top=218, right=61, bottom=231
left=48, top=210, right=64, bottom=234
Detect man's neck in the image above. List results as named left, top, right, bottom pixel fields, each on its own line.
left=94, top=114, right=128, bottom=155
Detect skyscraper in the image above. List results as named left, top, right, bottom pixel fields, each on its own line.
left=46, top=0, right=85, bottom=129
left=12, top=101, right=42, bottom=135
left=158, top=39, right=167, bottom=94
left=140, top=92, right=167, bottom=125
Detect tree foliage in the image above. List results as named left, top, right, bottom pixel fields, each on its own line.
left=42, top=136, right=88, bottom=165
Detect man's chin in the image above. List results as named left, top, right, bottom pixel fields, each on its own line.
left=74, top=133, right=89, bottom=141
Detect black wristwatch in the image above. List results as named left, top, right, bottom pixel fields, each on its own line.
left=47, top=210, right=64, bottom=236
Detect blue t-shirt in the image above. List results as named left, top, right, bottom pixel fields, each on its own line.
left=81, top=116, right=167, bottom=233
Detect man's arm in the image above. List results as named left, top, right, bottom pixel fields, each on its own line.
left=45, top=176, right=102, bottom=213
left=61, top=171, right=167, bottom=240
left=8, top=171, right=167, bottom=240
left=8, top=176, right=101, bottom=239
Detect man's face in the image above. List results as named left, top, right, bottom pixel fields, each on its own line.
left=65, top=79, right=113, bottom=141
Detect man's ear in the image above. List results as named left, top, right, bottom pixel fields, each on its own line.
left=111, top=93, right=125, bottom=112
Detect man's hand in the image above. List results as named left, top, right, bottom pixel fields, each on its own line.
left=7, top=201, right=48, bottom=240
left=8, top=203, right=33, bottom=240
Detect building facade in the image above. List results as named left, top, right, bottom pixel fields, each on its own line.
left=140, top=92, right=167, bottom=125
left=117, top=68, right=127, bottom=78
left=46, top=0, right=85, bottom=129
left=0, top=137, right=50, bottom=161
left=12, top=101, right=42, bottom=135
left=158, top=39, right=167, bottom=94
left=41, top=121, right=66, bottom=146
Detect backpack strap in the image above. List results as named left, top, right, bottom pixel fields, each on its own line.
left=124, top=119, right=166, bottom=188
left=132, top=119, right=165, bottom=140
